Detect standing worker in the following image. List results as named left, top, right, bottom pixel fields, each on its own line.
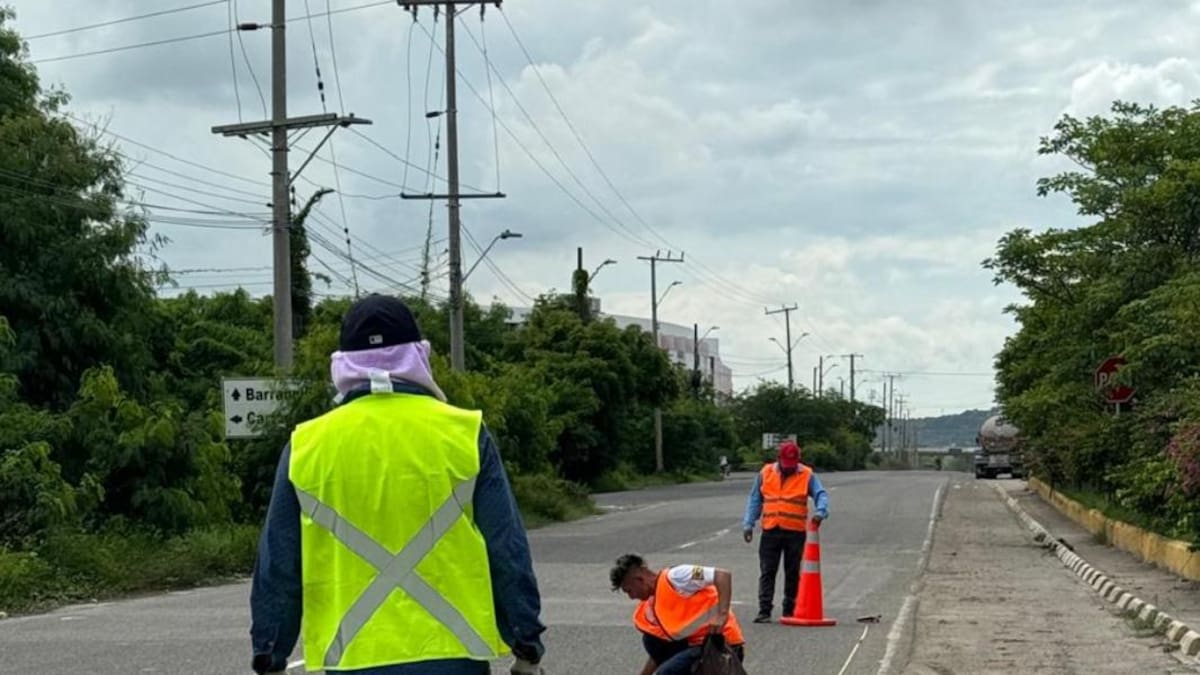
left=742, top=440, right=829, bottom=623
left=610, top=553, right=746, bottom=675
left=249, top=295, right=546, bottom=675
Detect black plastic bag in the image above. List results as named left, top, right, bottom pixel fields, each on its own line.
left=692, top=634, right=748, bottom=675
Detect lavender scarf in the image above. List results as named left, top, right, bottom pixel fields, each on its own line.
left=329, top=340, right=447, bottom=403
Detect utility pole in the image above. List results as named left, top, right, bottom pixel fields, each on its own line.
left=888, top=375, right=897, bottom=454
left=213, top=3, right=371, bottom=369
left=765, top=304, right=799, bottom=391
left=818, top=355, right=824, bottom=397
left=842, top=353, right=863, bottom=408
left=881, top=376, right=890, bottom=453
left=639, top=251, right=684, bottom=472
left=400, top=1, right=506, bottom=372
left=812, top=366, right=818, bottom=394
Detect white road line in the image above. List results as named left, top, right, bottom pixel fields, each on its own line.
left=877, top=480, right=946, bottom=675
left=675, top=527, right=732, bottom=550
left=837, top=624, right=871, bottom=675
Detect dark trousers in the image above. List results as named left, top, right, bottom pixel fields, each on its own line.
left=642, top=634, right=745, bottom=675
left=758, top=526, right=806, bottom=616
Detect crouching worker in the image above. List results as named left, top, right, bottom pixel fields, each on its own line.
left=610, top=554, right=746, bottom=675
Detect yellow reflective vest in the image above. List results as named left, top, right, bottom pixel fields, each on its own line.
left=289, top=391, right=507, bottom=671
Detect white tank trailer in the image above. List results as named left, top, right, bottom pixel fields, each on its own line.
left=974, top=415, right=1025, bottom=479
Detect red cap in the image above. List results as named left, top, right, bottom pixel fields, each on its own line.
left=778, top=440, right=801, bottom=468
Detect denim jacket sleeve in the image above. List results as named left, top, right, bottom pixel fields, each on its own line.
left=742, top=470, right=764, bottom=531
left=473, top=426, right=547, bottom=662
left=249, top=442, right=303, bottom=673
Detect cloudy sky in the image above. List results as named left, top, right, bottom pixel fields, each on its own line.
left=13, top=0, right=1200, bottom=415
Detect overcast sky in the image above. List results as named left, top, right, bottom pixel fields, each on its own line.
left=14, top=0, right=1200, bottom=415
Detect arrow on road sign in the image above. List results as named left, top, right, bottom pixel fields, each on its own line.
left=230, top=415, right=244, bottom=424
left=231, top=389, right=241, bottom=401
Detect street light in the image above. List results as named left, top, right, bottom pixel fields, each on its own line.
left=463, top=229, right=523, bottom=282
left=589, top=258, right=617, bottom=283
left=700, top=325, right=719, bottom=341
left=658, top=280, right=682, bottom=306
left=769, top=337, right=788, bottom=354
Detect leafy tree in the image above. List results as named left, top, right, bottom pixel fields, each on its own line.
left=0, top=10, right=160, bottom=408
left=990, top=101, right=1200, bottom=541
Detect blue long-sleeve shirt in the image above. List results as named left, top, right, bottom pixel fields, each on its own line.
left=250, top=383, right=545, bottom=675
left=742, top=464, right=830, bottom=531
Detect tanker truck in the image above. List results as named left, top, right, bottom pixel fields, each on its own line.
left=974, top=414, right=1025, bottom=479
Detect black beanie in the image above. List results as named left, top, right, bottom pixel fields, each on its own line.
left=338, top=294, right=423, bottom=352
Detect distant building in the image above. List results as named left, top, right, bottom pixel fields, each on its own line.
left=505, top=299, right=733, bottom=397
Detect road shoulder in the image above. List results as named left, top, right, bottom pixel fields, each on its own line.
left=901, top=478, right=1193, bottom=674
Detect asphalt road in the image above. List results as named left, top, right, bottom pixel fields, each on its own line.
left=0, top=471, right=949, bottom=674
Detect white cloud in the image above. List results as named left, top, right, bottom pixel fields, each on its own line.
left=17, top=0, right=1196, bottom=416
left=1066, top=58, right=1200, bottom=117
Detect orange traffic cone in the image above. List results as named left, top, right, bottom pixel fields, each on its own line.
left=780, top=518, right=837, bottom=627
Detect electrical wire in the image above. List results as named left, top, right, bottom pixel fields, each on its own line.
left=495, top=8, right=786, bottom=310
left=225, top=0, right=244, bottom=123
left=25, top=1, right=227, bottom=40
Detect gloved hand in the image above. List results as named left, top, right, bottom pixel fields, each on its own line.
left=812, top=514, right=825, bottom=528
left=743, top=528, right=753, bottom=543
left=510, top=657, right=544, bottom=675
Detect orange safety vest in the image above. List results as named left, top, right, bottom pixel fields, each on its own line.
left=760, top=463, right=812, bottom=532
left=631, top=572, right=745, bottom=647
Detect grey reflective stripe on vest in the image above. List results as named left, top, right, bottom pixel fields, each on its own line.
left=295, top=477, right=490, bottom=668
left=673, top=607, right=718, bottom=640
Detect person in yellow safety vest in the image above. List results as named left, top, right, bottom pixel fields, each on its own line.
left=610, top=553, right=746, bottom=675
left=249, top=295, right=546, bottom=675
left=742, top=440, right=830, bottom=623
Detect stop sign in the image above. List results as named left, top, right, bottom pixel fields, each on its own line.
left=1095, top=356, right=1135, bottom=404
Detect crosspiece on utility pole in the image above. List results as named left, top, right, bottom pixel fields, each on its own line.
left=639, top=251, right=684, bottom=472
left=765, top=304, right=799, bottom=391
left=211, top=1, right=373, bottom=370
left=398, top=0, right=504, bottom=372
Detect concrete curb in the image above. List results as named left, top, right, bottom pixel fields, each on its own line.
left=1028, top=477, right=1200, bottom=581
left=993, top=484, right=1200, bottom=664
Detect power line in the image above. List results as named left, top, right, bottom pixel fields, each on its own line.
left=32, top=29, right=233, bottom=64
left=478, top=8, right=501, bottom=191
left=403, top=18, right=418, bottom=189
left=232, top=0, right=268, bottom=117
left=347, top=128, right=485, bottom=193
left=125, top=174, right=268, bottom=206
left=25, top=0, right=226, bottom=40
left=325, top=0, right=348, bottom=114
left=64, top=112, right=271, bottom=187
left=226, top=0, right=244, bottom=122
left=30, top=0, right=395, bottom=65
left=454, top=18, right=656, bottom=249
left=0, top=168, right=267, bottom=224
left=128, top=167, right=266, bottom=200
left=495, top=8, right=784, bottom=310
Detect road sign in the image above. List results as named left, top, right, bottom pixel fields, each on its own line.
left=1094, top=356, right=1135, bottom=404
left=762, top=432, right=798, bottom=450
left=221, top=377, right=304, bottom=439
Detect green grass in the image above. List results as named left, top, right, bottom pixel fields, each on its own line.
left=1058, top=487, right=1173, bottom=540
left=510, top=473, right=598, bottom=528
left=0, top=525, right=259, bottom=615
